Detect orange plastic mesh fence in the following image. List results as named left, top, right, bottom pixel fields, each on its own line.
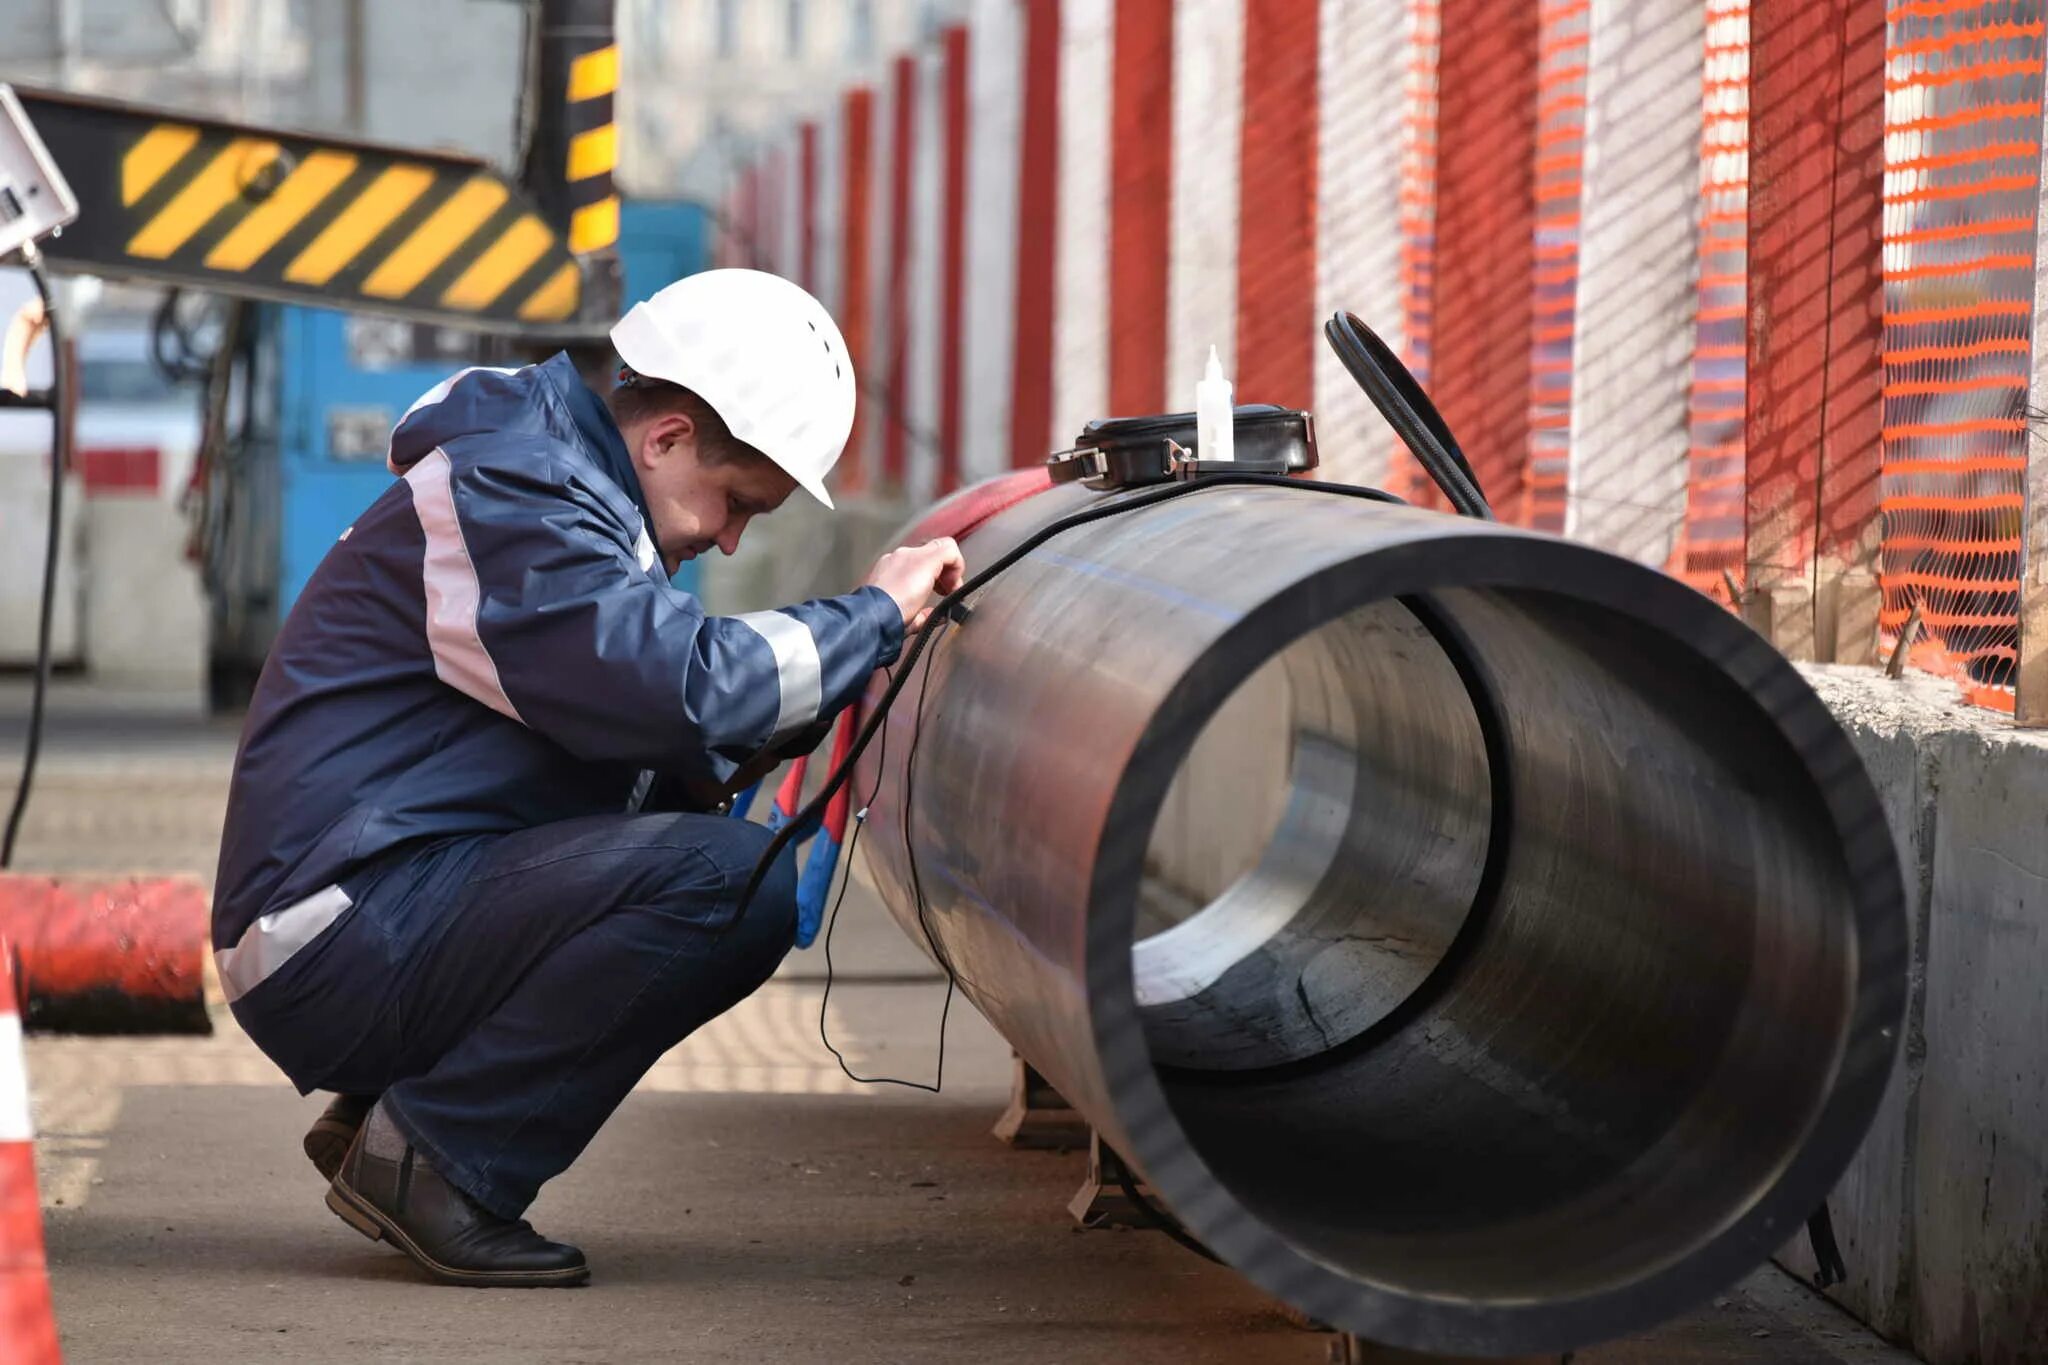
left=1676, top=0, right=1752, bottom=602
left=1879, top=0, right=2044, bottom=707
left=1526, top=0, right=1588, bottom=534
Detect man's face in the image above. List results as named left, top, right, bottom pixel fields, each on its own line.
left=629, top=413, right=798, bottom=575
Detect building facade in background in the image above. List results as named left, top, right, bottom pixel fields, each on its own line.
left=0, top=0, right=525, bottom=168
left=617, top=0, right=958, bottom=199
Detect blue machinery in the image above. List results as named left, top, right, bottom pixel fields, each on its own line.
left=272, top=199, right=707, bottom=616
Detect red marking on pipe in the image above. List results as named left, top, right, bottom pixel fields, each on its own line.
left=841, top=87, right=876, bottom=496
left=799, top=121, right=820, bottom=292
left=1109, top=0, right=1173, bottom=415
left=0, top=875, right=210, bottom=1033
left=938, top=25, right=971, bottom=496
left=884, top=54, right=918, bottom=491
left=1433, top=0, right=1539, bottom=527
left=1236, top=0, right=1319, bottom=412
left=901, top=467, right=1056, bottom=546
left=1011, top=0, right=1062, bottom=469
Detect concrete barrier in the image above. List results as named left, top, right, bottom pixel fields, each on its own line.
left=1788, top=666, right=2048, bottom=1365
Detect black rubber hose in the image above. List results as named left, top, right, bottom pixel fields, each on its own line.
left=1323, top=310, right=1494, bottom=520
left=729, top=472, right=1407, bottom=921
left=3, top=249, right=68, bottom=869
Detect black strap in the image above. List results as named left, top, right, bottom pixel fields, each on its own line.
left=1807, top=1200, right=1847, bottom=1288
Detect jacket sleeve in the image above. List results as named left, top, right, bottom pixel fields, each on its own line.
left=410, top=441, right=904, bottom=783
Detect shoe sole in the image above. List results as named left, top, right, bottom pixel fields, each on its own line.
left=304, top=1120, right=357, bottom=1184
left=325, top=1181, right=590, bottom=1288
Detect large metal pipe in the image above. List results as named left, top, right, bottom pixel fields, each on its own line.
left=854, top=479, right=1905, bottom=1358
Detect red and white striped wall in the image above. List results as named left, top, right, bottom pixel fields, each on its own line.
left=726, top=0, right=2048, bottom=711
left=733, top=0, right=1636, bottom=509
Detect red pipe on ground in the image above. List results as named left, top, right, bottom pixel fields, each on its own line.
left=0, top=874, right=211, bottom=1034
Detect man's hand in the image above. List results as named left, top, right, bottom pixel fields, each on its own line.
left=864, top=538, right=967, bottom=631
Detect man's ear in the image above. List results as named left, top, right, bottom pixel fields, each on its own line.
left=638, top=411, right=697, bottom=469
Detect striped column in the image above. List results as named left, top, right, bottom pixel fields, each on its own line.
left=839, top=87, right=876, bottom=497
left=1396, top=0, right=1442, bottom=504
left=1110, top=0, right=1174, bottom=416
left=1313, top=0, right=1408, bottom=487
left=799, top=121, right=821, bottom=293
left=1676, top=0, right=1752, bottom=599
left=863, top=68, right=899, bottom=491
left=965, top=0, right=1025, bottom=481
left=1745, top=0, right=1886, bottom=662
left=907, top=45, right=949, bottom=505
left=814, top=103, right=844, bottom=336
left=1567, top=0, right=1704, bottom=562
left=770, top=135, right=801, bottom=282
left=883, top=53, right=919, bottom=491
left=739, top=161, right=764, bottom=269
left=1236, top=0, right=1319, bottom=414
left=1053, top=0, right=1113, bottom=450
left=715, top=175, right=738, bottom=269
left=2021, top=21, right=2048, bottom=723
left=1168, top=0, right=1245, bottom=405
left=1523, top=0, right=1587, bottom=535
left=1880, top=0, right=2042, bottom=703
left=1433, top=0, right=1539, bottom=526
left=938, top=24, right=972, bottom=495
left=1011, top=0, right=1062, bottom=469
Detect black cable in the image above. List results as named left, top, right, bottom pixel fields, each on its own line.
left=1113, top=1162, right=1223, bottom=1265
left=3, top=247, right=67, bottom=869
left=815, top=651, right=956, bottom=1093
left=150, top=288, right=217, bottom=386
left=814, top=675, right=908, bottom=1085
left=1324, top=311, right=1494, bottom=520
left=730, top=471, right=1405, bottom=926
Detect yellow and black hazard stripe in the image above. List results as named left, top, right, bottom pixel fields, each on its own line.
left=20, top=88, right=596, bottom=336
left=563, top=41, right=621, bottom=256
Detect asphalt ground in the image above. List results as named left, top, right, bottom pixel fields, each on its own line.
left=3, top=682, right=1920, bottom=1363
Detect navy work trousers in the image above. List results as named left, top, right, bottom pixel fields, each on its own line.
left=233, top=812, right=797, bottom=1219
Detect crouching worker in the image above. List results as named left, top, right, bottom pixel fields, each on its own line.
left=210, top=270, right=963, bottom=1287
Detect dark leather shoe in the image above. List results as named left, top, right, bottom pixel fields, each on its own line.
left=327, top=1126, right=589, bottom=1287
left=304, top=1093, right=376, bottom=1182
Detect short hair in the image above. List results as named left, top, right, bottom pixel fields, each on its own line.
left=605, top=367, right=768, bottom=468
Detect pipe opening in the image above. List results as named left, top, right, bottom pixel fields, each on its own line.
left=1134, top=598, right=1493, bottom=1072
left=1130, top=584, right=1857, bottom=1305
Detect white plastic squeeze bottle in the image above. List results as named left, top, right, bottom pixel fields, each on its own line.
left=1196, top=345, right=1234, bottom=464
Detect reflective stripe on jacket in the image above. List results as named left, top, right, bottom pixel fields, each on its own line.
left=211, top=353, right=901, bottom=1000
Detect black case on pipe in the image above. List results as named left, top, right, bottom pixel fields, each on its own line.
left=1046, top=404, right=1318, bottom=490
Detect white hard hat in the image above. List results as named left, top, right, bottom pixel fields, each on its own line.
left=610, top=268, right=855, bottom=509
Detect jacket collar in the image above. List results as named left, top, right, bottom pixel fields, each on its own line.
left=541, top=352, right=654, bottom=527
